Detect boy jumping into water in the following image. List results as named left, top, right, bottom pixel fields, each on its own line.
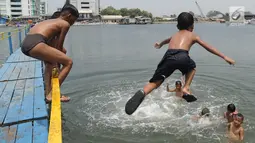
left=125, top=12, right=235, bottom=115
left=43, top=11, right=69, bottom=102
left=167, top=81, right=197, bottom=102
left=21, top=4, right=79, bottom=102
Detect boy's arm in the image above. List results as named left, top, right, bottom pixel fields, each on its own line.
left=155, top=37, right=171, bottom=49
left=195, top=36, right=225, bottom=58
left=239, top=127, right=244, bottom=141
left=195, top=36, right=235, bottom=65
left=57, top=21, right=70, bottom=50
left=167, top=84, right=176, bottom=92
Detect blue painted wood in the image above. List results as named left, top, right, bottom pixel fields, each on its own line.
left=6, top=48, right=21, bottom=63
left=33, top=119, right=48, bottom=143
left=26, top=61, right=35, bottom=79
left=0, top=63, right=17, bottom=81
left=0, top=63, right=10, bottom=79
left=13, top=51, right=20, bottom=63
left=34, top=78, right=47, bottom=119
left=19, top=29, right=22, bottom=47
left=8, top=32, right=13, bottom=55
left=18, top=51, right=24, bottom=62
left=15, top=122, right=32, bottom=143
left=35, top=61, right=42, bottom=78
left=0, top=82, right=7, bottom=96
left=7, top=125, right=17, bottom=143
left=6, top=52, right=15, bottom=63
left=4, top=89, right=24, bottom=126
left=0, top=126, right=9, bottom=143
left=9, top=63, right=22, bottom=81
left=19, top=79, right=34, bottom=121
left=19, top=62, right=28, bottom=79
left=15, top=80, right=25, bottom=90
left=0, top=81, right=16, bottom=125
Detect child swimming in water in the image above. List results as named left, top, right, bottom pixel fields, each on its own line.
left=193, top=107, right=211, bottom=121
left=227, top=113, right=244, bottom=142
left=224, top=103, right=238, bottom=123
left=167, top=81, right=197, bottom=102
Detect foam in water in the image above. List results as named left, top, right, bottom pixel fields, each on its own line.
left=79, top=77, right=252, bottom=142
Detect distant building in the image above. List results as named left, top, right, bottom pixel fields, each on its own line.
left=245, top=14, right=255, bottom=20
left=40, top=1, right=48, bottom=15
left=70, top=0, right=99, bottom=20
left=0, top=0, right=41, bottom=18
left=101, top=15, right=122, bottom=23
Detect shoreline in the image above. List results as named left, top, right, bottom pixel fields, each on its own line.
left=153, top=21, right=221, bottom=24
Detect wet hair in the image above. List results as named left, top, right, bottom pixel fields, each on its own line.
left=227, top=104, right=236, bottom=113
left=201, top=108, right=210, bottom=117
left=177, top=12, right=194, bottom=30
left=235, top=113, right=244, bottom=121
left=175, top=81, right=182, bottom=86
left=60, top=3, right=79, bottom=18
left=50, top=11, right=61, bottom=19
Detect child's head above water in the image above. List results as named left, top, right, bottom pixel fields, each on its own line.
left=177, top=12, right=194, bottom=32
left=233, top=113, right=244, bottom=126
left=175, top=80, right=182, bottom=89
left=227, top=103, right=236, bottom=113
left=201, top=108, right=210, bottom=117
left=60, top=3, right=79, bottom=25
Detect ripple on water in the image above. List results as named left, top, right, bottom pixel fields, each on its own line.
left=67, top=72, right=254, bottom=142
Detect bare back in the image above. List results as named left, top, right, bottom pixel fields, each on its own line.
left=168, top=30, right=196, bottom=51
left=29, top=19, right=68, bottom=41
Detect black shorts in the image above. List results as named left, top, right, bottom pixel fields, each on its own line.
left=149, top=49, right=196, bottom=83
left=21, top=34, right=48, bottom=56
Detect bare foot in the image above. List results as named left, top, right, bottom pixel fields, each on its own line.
left=46, top=94, right=70, bottom=103
left=182, top=87, right=191, bottom=95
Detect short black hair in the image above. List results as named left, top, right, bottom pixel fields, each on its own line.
left=61, top=3, right=79, bottom=18
left=175, top=81, right=182, bottom=86
left=227, top=104, right=236, bottom=113
left=201, top=108, right=210, bottom=117
left=51, top=11, right=61, bottom=19
left=177, top=12, right=194, bottom=30
left=235, top=113, right=244, bottom=121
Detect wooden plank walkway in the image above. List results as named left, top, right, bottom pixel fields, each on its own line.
left=0, top=48, right=48, bottom=143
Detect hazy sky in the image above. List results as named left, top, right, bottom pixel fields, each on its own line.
left=48, top=0, right=255, bottom=16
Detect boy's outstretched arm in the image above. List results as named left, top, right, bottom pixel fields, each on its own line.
left=195, top=36, right=235, bottom=65
left=155, top=37, right=171, bottom=49
left=167, top=83, right=176, bottom=92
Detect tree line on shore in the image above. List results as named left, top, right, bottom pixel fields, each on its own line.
left=100, top=6, right=254, bottom=21
left=100, top=6, right=153, bottom=18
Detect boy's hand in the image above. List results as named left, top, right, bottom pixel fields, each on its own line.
left=223, top=56, right=235, bottom=65
left=154, top=42, right=161, bottom=49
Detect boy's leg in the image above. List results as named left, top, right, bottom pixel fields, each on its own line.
left=44, top=62, right=53, bottom=96
left=182, top=69, right=196, bottom=94
left=143, top=80, right=163, bottom=96
left=29, top=43, right=73, bottom=99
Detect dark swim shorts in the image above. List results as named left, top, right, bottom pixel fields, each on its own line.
left=21, top=34, right=48, bottom=56
left=149, top=49, right=196, bottom=83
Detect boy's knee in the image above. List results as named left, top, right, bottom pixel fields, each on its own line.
left=62, top=48, right=67, bottom=54
left=67, top=58, right=73, bottom=67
